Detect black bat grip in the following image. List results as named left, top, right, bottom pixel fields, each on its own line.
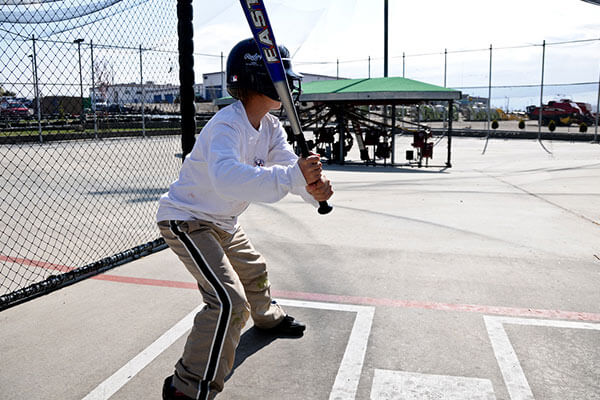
left=318, top=201, right=333, bottom=214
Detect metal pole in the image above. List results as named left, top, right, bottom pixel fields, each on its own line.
left=402, top=52, right=405, bottom=78
left=336, top=58, right=339, bottom=79
left=384, top=0, right=388, bottom=77
left=444, top=48, right=447, bottom=88
left=74, top=39, right=84, bottom=128
left=447, top=100, right=453, bottom=168
left=139, top=44, right=146, bottom=138
left=78, top=42, right=83, bottom=126
left=32, top=36, right=42, bottom=143
left=90, top=40, right=97, bottom=139
left=539, top=40, right=545, bottom=140
left=220, top=51, right=224, bottom=98
left=368, top=56, right=371, bottom=79
left=594, top=65, right=599, bottom=142
left=487, top=44, right=492, bottom=133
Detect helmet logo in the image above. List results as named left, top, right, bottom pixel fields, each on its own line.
left=232, top=75, right=238, bottom=82
left=244, top=53, right=262, bottom=66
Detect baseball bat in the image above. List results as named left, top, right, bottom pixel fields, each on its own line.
left=240, top=0, right=333, bottom=215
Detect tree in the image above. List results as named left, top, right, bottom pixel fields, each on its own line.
left=94, top=58, right=114, bottom=103
left=0, top=86, right=16, bottom=97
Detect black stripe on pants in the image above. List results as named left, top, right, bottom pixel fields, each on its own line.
left=169, top=221, right=232, bottom=400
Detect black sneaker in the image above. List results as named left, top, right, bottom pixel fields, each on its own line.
left=257, top=315, right=306, bottom=337
left=162, top=376, right=194, bottom=400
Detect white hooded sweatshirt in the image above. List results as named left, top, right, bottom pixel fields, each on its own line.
left=156, top=100, right=316, bottom=233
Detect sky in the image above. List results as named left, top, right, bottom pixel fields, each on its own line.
left=191, top=0, right=600, bottom=109
left=2, top=0, right=599, bottom=110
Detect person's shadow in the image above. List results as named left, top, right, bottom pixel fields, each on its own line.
left=225, top=327, right=303, bottom=381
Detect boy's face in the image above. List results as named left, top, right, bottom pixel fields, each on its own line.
left=261, top=94, right=281, bottom=111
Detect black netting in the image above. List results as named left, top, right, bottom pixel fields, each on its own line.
left=1, top=0, right=185, bottom=309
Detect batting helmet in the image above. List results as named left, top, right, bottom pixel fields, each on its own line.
left=226, top=38, right=302, bottom=101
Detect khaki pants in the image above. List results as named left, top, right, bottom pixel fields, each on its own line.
left=158, top=220, right=285, bottom=399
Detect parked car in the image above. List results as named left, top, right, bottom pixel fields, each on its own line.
left=0, top=101, right=33, bottom=120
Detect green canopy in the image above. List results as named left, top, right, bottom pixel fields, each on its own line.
left=299, top=77, right=461, bottom=103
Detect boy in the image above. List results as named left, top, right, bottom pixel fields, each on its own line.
left=157, top=38, right=333, bottom=400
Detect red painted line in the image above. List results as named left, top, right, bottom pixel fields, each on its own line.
left=0, top=255, right=196, bottom=290
left=0, top=255, right=74, bottom=272
left=93, top=274, right=197, bottom=290
left=271, top=290, right=600, bottom=322
left=4, top=255, right=600, bottom=322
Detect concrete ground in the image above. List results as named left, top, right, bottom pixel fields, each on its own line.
left=1, top=137, right=599, bottom=400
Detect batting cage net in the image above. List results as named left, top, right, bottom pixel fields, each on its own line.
left=0, top=0, right=187, bottom=310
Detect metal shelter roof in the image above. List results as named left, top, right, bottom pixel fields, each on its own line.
left=298, top=77, right=461, bottom=104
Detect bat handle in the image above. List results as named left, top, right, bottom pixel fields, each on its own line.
left=318, top=201, right=333, bottom=215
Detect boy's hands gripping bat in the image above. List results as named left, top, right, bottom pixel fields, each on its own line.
left=240, top=0, right=333, bottom=215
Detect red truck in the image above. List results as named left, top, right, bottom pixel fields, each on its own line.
left=527, top=99, right=594, bottom=126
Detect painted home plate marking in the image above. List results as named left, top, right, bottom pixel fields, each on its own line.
left=82, top=299, right=374, bottom=400
left=484, top=316, right=600, bottom=400
left=280, top=299, right=375, bottom=400
left=370, top=369, right=497, bottom=400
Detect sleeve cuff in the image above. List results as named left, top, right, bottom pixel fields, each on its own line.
left=290, top=162, right=307, bottom=187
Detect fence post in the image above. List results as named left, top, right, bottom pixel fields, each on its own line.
left=594, top=65, right=599, bottom=143
left=74, top=38, right=84, bottom=129
left=447, top=100, right=453, bottom=168
left=90, top=40, right=98, bottom=139
left=487, top=44, right=492, bottom=133
left=220, top=51, right=224, bottom=98
left=177, top=0, right=196, bottom=160
left=444, top=48, right=447, bottom=88
left=384, top=0, right=388, bottom=78
left=139, top=44, right=146, bottom=138
left=539, top=40, right=546, bottom=140
left=402, top=52, right=405, bottom=78
left=31, top=36, right=42, bottom=143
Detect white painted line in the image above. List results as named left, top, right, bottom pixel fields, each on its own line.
left=484, top=316, right=534, bottom=400
left=278, top=299, right=375, bottom=400
left=484, top=315, right=600, bottom=400
left=485, top=316, right=600, bottom=331
left=82, top=305, right=203, bottom=400
left=82, top=299, right=375, bottom=400
left=370, top=369, right=497, bottom=400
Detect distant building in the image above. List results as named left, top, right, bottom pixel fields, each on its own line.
left=459, top=94, right=488, bottom=106
left=202, top=72, right=226, bottom=101
left=91, top=71, right=340, bottom=105
left=90, top=82, right=204, bottom=105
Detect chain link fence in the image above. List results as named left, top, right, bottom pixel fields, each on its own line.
left=0, top=0, right=186, bottom=309
left=297, top=38, right=600, bottom=139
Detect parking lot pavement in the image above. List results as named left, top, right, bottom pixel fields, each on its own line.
left=1, top=137, right=599, bottom=399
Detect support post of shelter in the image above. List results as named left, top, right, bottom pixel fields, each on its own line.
left=447, top=100, right=453, bottom=168
left=391, top=104, right=396, bottom=164
left=337, top=109, right=346, bottom=165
